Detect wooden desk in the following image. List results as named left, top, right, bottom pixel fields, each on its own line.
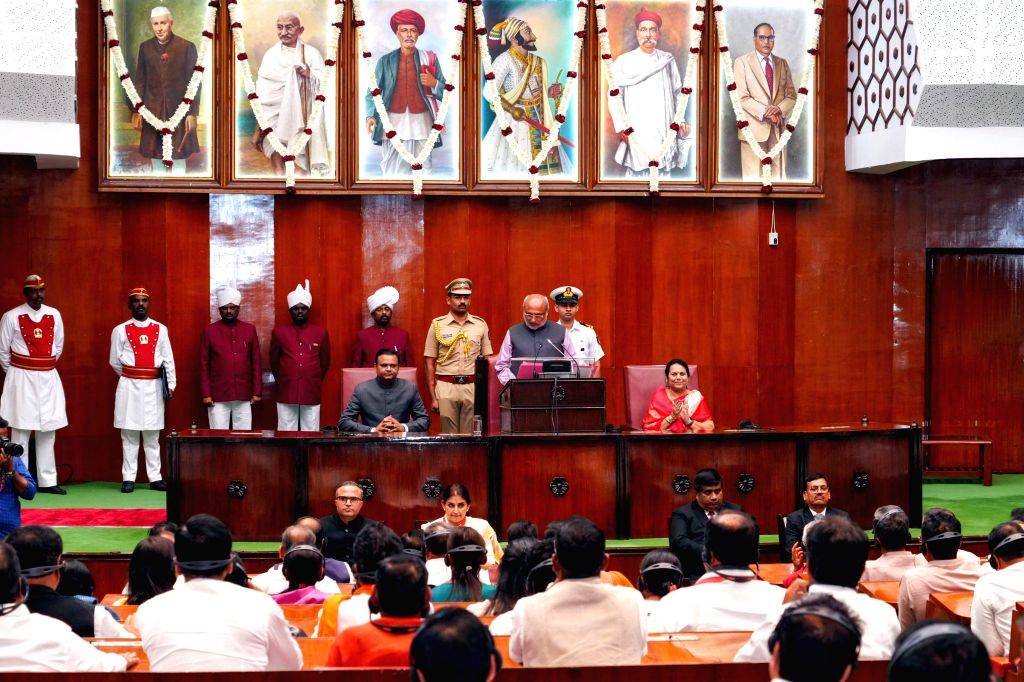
left=492, top=632, right=753, bottom=668
left=754, top=564, right=794, bottom=586
left=94, top=637, right=333, bottom=671
left=925, top=591, right=973, bottom=625
left=857, top=581, right=899, bottom=608
left=103, top=604, right=322, bottom=635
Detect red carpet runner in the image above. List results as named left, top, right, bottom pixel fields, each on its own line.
left=21, top=508, right=166, bottom=527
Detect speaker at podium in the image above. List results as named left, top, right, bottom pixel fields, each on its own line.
left=498, top=357, right=605, bottom=434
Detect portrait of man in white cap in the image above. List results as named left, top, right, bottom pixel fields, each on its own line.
left=270, top=280, right=331, bottom=431
left=352, top=286, right=412, bottom=367
left=200, top=286, right=263, bottom=430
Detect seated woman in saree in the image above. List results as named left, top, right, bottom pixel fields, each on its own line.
left=642, top=359, right=714, bottom=433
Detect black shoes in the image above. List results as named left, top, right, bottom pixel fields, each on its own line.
left=37, top=486, right=67, bottom=495
left=149, top=480, right=167, bottom=492
left=121, top=481, right=135, bottom=493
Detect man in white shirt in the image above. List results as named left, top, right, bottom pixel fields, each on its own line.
left=509, top=515, right=647, bottom=667
left=767, top=592, right=861, bottom=682
left=135, top=514, right=302, bottom=671
left=0, top=542, right=136, bottom=672
left=862, top=505, right=922, bottom=582
left=898, top=508, right=986, bottom=629
left=251, top=524, right=342, bottom=596
left=653, top=510, right=784, bottom=632
left=736, top=516, right=900, bottom=662
left=550, top=287, right=605, bottom=377
left=971, top=522, right=1024, bottom=656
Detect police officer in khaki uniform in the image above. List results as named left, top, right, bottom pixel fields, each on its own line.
left=424, top=278, right=493, bottom=434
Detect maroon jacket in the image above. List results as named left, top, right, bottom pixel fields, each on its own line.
left=351, top=325, right=412, bottom=367
left=270, top=323, right=331, bottom=405
left=199, top=320, right=262, bottom=403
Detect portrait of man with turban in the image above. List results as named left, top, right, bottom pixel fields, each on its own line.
left=364, top=8, right=448, bottom=177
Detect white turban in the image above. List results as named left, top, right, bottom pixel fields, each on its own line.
left=216, top=286, right=241, bottom=308
left=367, top=286, right=399, bottom=313
left=151, top=6, right=171, bottom=19
left=287, top=279, right=312, bottom=308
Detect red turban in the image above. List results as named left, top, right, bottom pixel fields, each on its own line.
left=634, top=7, right=662, bottom=27
left=390, top=9, right=425, bottom=34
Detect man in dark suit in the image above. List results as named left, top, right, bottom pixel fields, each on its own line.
left=782, top=472, right=849, bottom=555
left=669, top=468, right=742, bottom=582
left=338, top=348, right=429, bottom=434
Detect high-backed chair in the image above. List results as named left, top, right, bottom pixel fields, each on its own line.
left=340, top=367, right=418, bottom=424
left=623, top=364, right=699, bottom=431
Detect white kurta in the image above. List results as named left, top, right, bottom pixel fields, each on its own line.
left=0, top=304, right=67, bottom=431
left=608, top=48, right=691, bottom=173
left=256, top=41, right=330, bottom=174
left=110, top=318, right=176, bottom=430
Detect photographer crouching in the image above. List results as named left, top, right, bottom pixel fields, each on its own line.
left=0, top=422, right=35, bottom=537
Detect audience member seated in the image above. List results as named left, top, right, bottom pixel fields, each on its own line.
left=862, top=505, right=921, bottom=581
left=134, top=514, right=302, bottom=671
left=641, top=358, right=714, bottom=433
left=971, top=522, right=1024, bottom=656
left=432, top=527, right=497, bottom=603
left=272, top=544, right=330, bottom=605
left=898, top=508, right=985, bottom=629
left=120, top=536, right=176, bottom=606
left=889, top=621, right=991, bottom=682
left=509, top=516, right=647, bottom=667
left=507, top=520, right=538, bottom=542
left=635, top=550, right=684, bottom=621
left=524, top=538, right=556, bottom=596
left=294, top=515, right=354, bottom=583
left=411, top=608, right=501, bottom=682
left=423, top=521, right=455, bottom=586
left=469, top=538, right=537, bottom=634
left=149, top=521, right=178, bottom=543
left=669, top=468, right=742, bottom=583
left=422, top=483, right=503, bottom=564
left=0, top=543, right=137, bottom=672
left=782, top=473, right=850, bottom=555
left=317, top=521, right=404, bottom=638
left=7, top=525, right=131, bottom=639
left=543, top=520, right=631, bottom=587
left=327, top=554, right=429, bottom=667
left=319, top=481, right=374, bottom=565
left=57, top=559, right=99, bottom=605
left=768, top=592, right=862, bottom=682
left=782, top=519, right=822, bottom=588
left=401, top=528, right=425, bottom=559
left=337, top=349, right=429, bottom=434
left=654, top=511, right=784, bottom=632
left=736, top=516, right=900, bottom=662
left=252, top=525, right=341, bottom=596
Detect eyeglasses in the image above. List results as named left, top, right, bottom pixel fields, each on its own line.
left=524, top=313, right=547, bottom=320
left=335, top=496, right=363, bottom=503
left=756, top=35, right=776, bottom=41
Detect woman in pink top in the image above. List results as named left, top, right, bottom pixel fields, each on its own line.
left=271, top=545, right=330, bottom=605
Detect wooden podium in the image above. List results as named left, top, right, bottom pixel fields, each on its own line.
left=498, top=378, right=606, bottom=433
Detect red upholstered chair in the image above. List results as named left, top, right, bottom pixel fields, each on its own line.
left=623, top=364, right=699, bottom=431
left=340, top=367, right=418, bottom=420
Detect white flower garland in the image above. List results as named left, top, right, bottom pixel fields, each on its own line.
left=228, top=0, right=343, bottom=191
left=715, top=0, right=822, bottom=191
left=597, top=2, right=704, bottom=193
left=101, top=0, right=217, bottom=170
left=354, top=0, right=468, bottom=198
left=474, top=0, right=588, bottom=202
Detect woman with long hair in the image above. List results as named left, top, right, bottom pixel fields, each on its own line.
left=431, top=527, right=496, bottom=603
left=126, top=536, right=176, bottom=606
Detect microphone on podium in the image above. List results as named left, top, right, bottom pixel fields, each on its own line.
left=546, top=338, right=581, bottom=377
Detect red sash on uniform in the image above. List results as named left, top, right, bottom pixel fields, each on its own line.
left=123, top=323, right=160, bottom=379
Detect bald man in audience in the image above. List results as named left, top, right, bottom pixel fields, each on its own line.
left=971, top=522, right=1024, bottom=656
left=861, top=505, right=921, bottom=582
left=653, top=510, right=784, bottom=632
left=251, top=525, right=343, bottom=596
left=898, top=508, right=986, bottom=629
left=735, top=516, right=900, bottom=662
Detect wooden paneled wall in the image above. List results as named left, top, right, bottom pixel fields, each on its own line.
left=2, top=1, right=1024, bottom=480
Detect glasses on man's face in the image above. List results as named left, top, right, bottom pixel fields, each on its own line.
left=524, top=313, right=547, bottom=320
left=335, top=496, right=363, bottom=504
left=756, top=35, right=776, bottom=42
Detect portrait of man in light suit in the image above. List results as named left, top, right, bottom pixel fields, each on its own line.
left=733, top=22, right=797, bottom=181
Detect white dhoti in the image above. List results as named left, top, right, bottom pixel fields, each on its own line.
left=379, top=111, right=434, bottom=176
left=276, top=403, right=320, bottom=432
left=208, top=401, right=252, bottom=430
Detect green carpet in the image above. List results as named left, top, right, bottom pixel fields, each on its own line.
left=20, top=476, right=1024, bottom=554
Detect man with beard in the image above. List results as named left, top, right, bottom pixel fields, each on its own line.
left=608, top=7, right=692, bottom=176
left=494, top=294, right=575, bottom=385
left=131, top=7, right=200, bottom=175
left=270, top=280, right=331, bottom=432
left=365, top=10, right=447, bottom=176
left=351, top=286, right=412, bottom=367
left=481, top=18, right=567, bottom=177
left=200, top=287, right=262, bottom=430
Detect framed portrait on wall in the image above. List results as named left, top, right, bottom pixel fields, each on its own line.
left=476, top=0, right=583, bottom=185
left=354, top=0, right=465, bottom=186
left=100, top=0, right=217, bottom=187
left=597, top=0, right=702, bottom=188
left=711, top=0, right=821, bottom=192
left=229, top=0, right=341, bottom=185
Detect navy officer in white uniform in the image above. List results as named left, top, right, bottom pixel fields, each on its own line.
left=550, top=286, right=605, bottom=378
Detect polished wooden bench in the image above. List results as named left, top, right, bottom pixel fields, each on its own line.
left=754, top=563, right=794, bottom=586
left=925, top=591, right=973, bottom=626
left=94, top=637, right=334, bottom=672
left=104, top=604, right=324, bottom=636
left=857, top=581, right=899, bottom=609
left=921, top=436, right=992, bottom=486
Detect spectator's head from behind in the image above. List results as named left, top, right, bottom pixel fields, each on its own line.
left=872, top=505, right=912, bottom=552
left=279, top=524, right=316, bottom=558
left=490, top=538, right=538, bottom=615
left=553, top=516, right=606, bottom=581
left=127, top=536, right=176, bottom=605
left=295, top=516, right=326, bottom=550
left=423, top=522, right=453, bottom=560
left=353, top=521, right=403, bottom=584
left=0, top=543, right=26, bottom=607
left=334, top=481, right=365, bottom=523
left=506, top=520, right=538, bottom=543
left=694, top=468, right=724, bottom=514
left=283, top=544, right=325, bottom=590
left=921, top=507, right=963, bottom=561
left=637, top=550, right=683, bottom=599
left=6, top=525, right=63, bottom=588
left=372, top=554, right=429, bottom=618
left=445, top=526, right=488, bottom=601
left=705, top=510, right=759, bottom=570
left=988, top=522, right=1024, bottom=570
left=1011, top=508, right=1024, bottom=523
left=174, top=514, right=234, bottom=580
left=806, top=517, right=869, bottom=588
left=888, top=621, right=991, bottom=682
left=401, top=528, right=425, bottom=559
left=769, top=592, right=861, bottom=682
left=525, top=538, right=555, bottom=595
left=57, top=559, right=95, bottom=599
left=148, top=521, right=178, bottom=543
left=411, top=607, right=500, bottom=682
left=802, top=473, right=831, bottom=513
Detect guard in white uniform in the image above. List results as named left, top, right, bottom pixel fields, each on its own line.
left=109, top=287, right=175, bottom=493
left=0, top=275, right=68, bottom=494
left=550, top=286, right=605, bottom=377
